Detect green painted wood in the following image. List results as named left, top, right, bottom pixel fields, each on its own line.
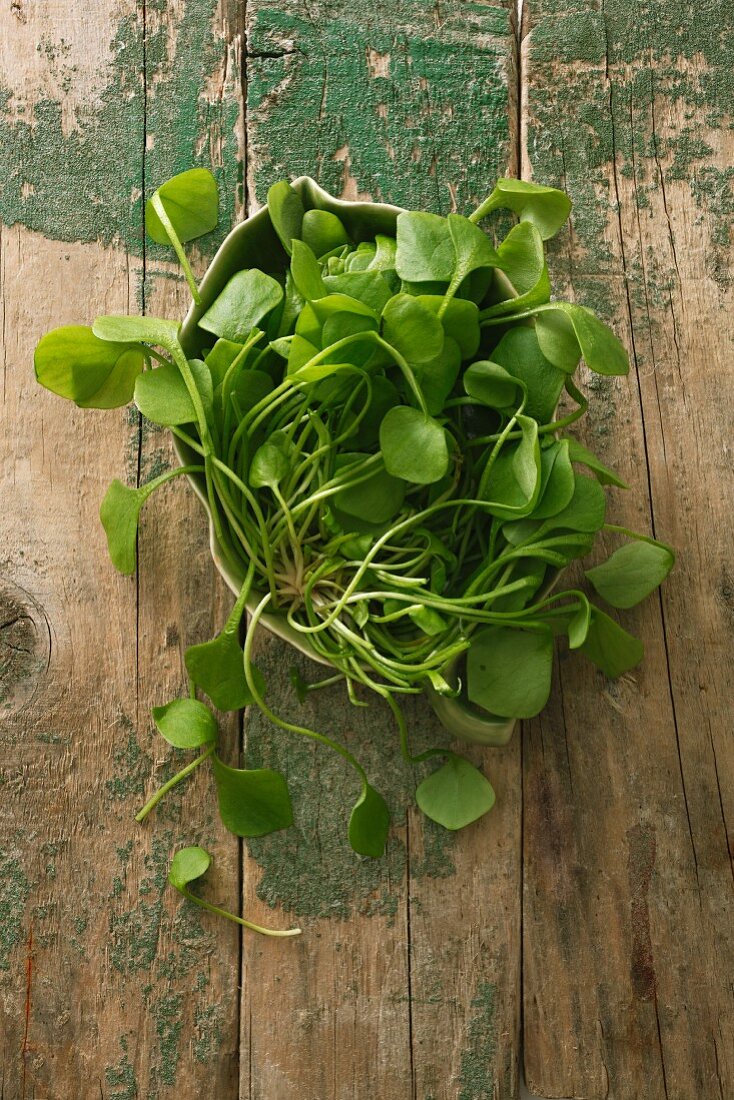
left=0, top=1, right=245, bottom=1095
left=521, top=2, right=734, bottom=1097
left=240, top=3, right=522, bottom=1096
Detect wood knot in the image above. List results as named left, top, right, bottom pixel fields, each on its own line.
left=0, top=583, right=51, bottom=718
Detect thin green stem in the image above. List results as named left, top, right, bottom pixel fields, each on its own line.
left=135, top=745, right=214, bottom=823
left=150, top=193, right=202, bottom=306
left=179, top=886, right=301, bottom=937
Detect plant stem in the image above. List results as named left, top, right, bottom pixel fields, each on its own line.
left=179, top=887, right=301, bottom=937
left=135, top=745, right=215, bottom=823
left=150, top=193, right=202, bottom=306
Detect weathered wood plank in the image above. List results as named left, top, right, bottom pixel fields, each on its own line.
left=521, top=2, right=734, bottom=1096
left=240, top=3, right=521, bottom=1096
left=0, top=1, right=246, bottom=1094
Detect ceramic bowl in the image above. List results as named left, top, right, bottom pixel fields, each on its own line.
left=176, top=176, right=516, bottom=746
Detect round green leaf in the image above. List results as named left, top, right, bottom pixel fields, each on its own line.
left=168, top=845, right=212, bottom=890
left=477, top=178, right=572, bottom=240
left=185, top=633, right=265, bottom=711
left=334, top=454, right=405, bottom=523
left=290, top=239, right=328, bottom=301
left=134, top=363, right=196, bottom=426
left=379, top=406, right=449, bottom=485
left=395, top=210, right=453, bottom=282
left=249, top=432, right=294, bottom=490
left=152, top=697, right=218, bottom=749
left=302, top=208, right=350, bottom=257
left=99, top=479, right=145, bottom=575
left=464, top=360, right=524, bottom=410
left=212, top=756, right=293, bottom=837
left=199, top=270, right=283, bottom=343
left=145, top=169, right=219, bottom=245
left=579, top=609, right=644, bottom=678
left=382, top=293, right=444, bottom=364
left=34, top=325, right=144, bottom=408
left=93, top=314, right=181, bottom=351
left=416, top=756, right=496, bottom=830
left=348, top=783, right=391, bottom=857
left=586, top=540, right=674, bottom=609
left=467, top=625, right=554, bottom=718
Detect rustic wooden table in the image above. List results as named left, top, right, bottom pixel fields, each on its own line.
left=1, top=1, right=732, bottom=1097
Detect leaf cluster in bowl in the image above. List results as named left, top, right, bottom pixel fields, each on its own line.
left=35, top=169, right=673, bottom=933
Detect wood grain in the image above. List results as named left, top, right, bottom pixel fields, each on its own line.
left=0, top=1, right=244, bottom=1094
left=521, top=2, right=734, bottom=1096
left=240, top=2, right=520, bottom=1097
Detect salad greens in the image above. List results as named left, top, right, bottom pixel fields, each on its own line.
left=35, top=169, right=674, bottom=936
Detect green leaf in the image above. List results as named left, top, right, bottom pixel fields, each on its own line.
left=414, top=337, right=462, bottom=415
left=534, top=302, right=629, bottom=376
left=249, top=430, right=295, bottom=489
left=579, top=608, right=644, bottom=678
left=230, top=370, right=274, bottom=413
left=490, top=327, right=565, bottom=424
left=212, top=756, right=293, bottom=837
left=152, top=697, right=218, bottom=749
left=379, top=406, right=449, bottom=485
left=199, top=270, right=284, bottom=343
left=368, top=234, right=398, bottom=273
left=134, top=363, right=196, bottom=426
left=537, top=473, right=606, bottom=535
left=290, top=239, right=328, bottom=301
left=99, top=479, right=146, bottom=575
left=205, top=337, right=246, bottom=388
left=323, top=272, right=392, bottom=314
left=568, top=597, right=592, bottom=649
left=467, top=625, right=554, bottom=718
left=476, top=178, right=572, bottom=240
left=484, top=221, right=550, bottom=316
left=302, top=208, right=350, bottom=256
left=446, top=213, right=498, bottom=290
left=586, top=540, right=674, bottom=609
left=382, top=293, right=444, bottom=364
left=34, top=325, right=144, bottom=409
left=534, top=440, right=575, bottom=519
left=395, top=210, right=453, bottom=282
left=348, top=783, right=391, bottom=857
left=267, top=180, right=305, bottom=255
left=351, top=375, right=400, bottom=449
left=145, top=168, right=219, bottom=244
left=185, top=633, right=265, bottom=711
left=483, top=416, right=541, bottom=519
left=93, top=315, right=181, bottom=352
left=334, top=454, right=405, bottom=523
left=464, top=360, right=525, bottom=411
left=417, top=296, right=480, bottom=359
left=409, top=605, right=446, bottom=636
left=168, top=845, right=211, bottom=891
left=566, top=439, right=629, bottom=489
left=416, top=756, right=495, bottom=830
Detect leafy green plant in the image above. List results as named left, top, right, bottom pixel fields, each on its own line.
left=35, top=169, right=674, bottom=936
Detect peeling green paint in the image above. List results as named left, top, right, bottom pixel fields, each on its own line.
left=247, top=0, right=510, bottom=211
left=149, top=991, right=184, bottom=1089
left=458, top=981, right=498, bottom=1099
left=110, top=833, right=170, bottom=974
left=0, top=0, right=241, bottom=250
left=0, top=850, right=31, bottom=971
left=193, top=1001, right=225, bottom=1064
left=526, top=0, right=734, bottom=307
left=106, top=723, right=153, bottom=804
left=106, top=1036, right=139, bottom=1100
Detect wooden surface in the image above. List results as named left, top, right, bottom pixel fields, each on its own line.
left=0, top=1, right=731, bottom=1097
